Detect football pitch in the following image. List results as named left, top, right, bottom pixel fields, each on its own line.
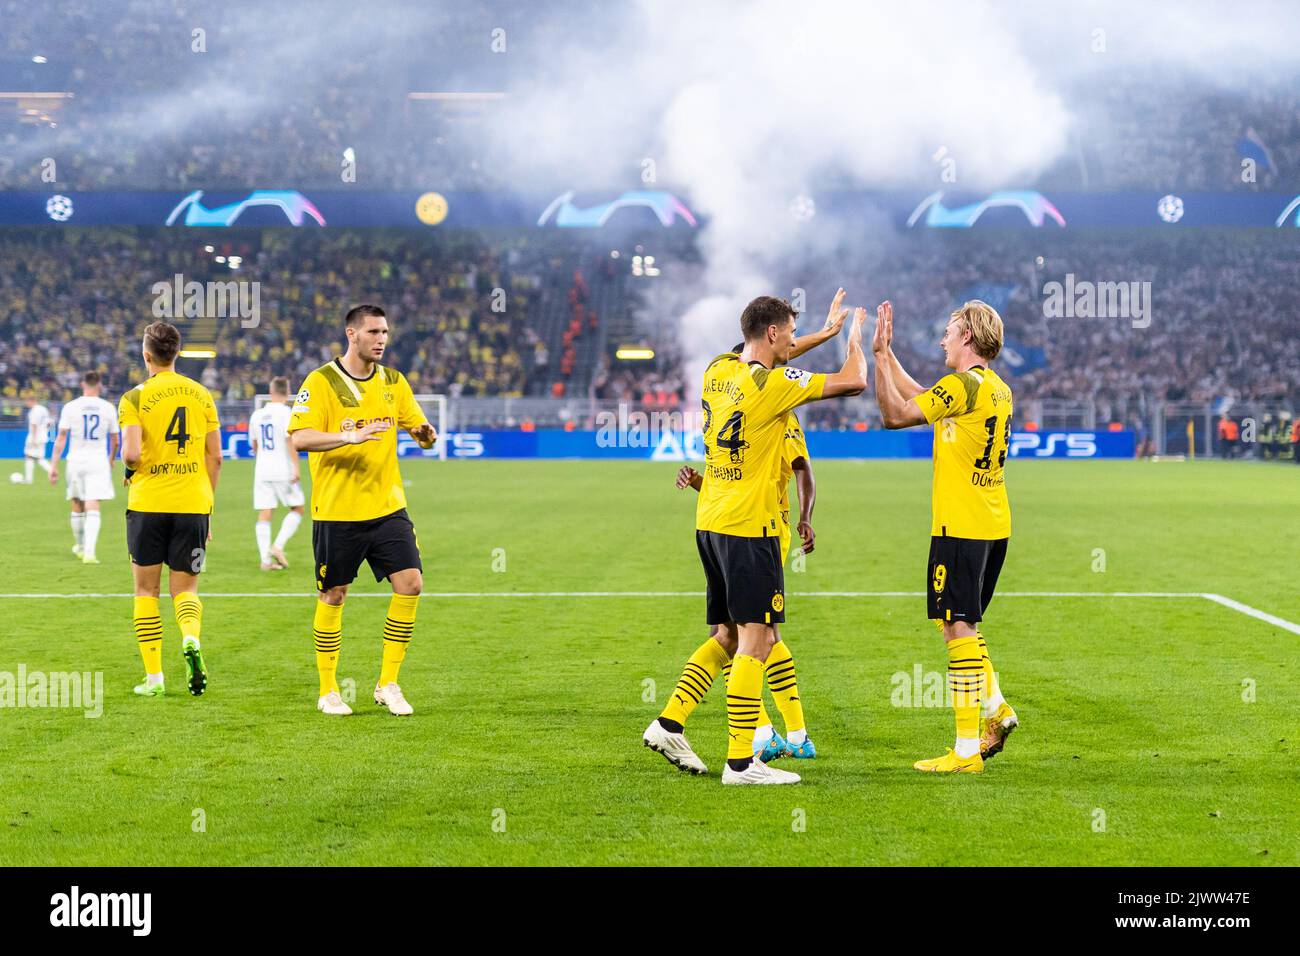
left=0, top=458, right=1296, bottom=867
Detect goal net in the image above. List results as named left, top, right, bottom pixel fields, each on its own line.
left=254, top=391, right=448, bottom=460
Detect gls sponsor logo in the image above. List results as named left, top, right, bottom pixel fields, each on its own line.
left=1008, top=432, right=1097, bottom=458
left=50, top=885, right=151, bottom=936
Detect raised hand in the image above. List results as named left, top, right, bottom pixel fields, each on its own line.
left=822, top=288, right=849, bottom=336
left=848, top=306, right=868, bottom=350
left=873, top=301, right=893, bottom=354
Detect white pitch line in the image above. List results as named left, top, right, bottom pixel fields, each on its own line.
left=0, top=590, right=1296, bottom=635
left=1201, top=592, right=1300, bottom=636
left=0, top=590, right=1206, bottom=599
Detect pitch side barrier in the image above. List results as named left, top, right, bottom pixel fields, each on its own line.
left=0, top=428, right=1135, bottom=461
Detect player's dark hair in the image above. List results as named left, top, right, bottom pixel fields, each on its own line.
left=142, top=322, right=181, bottom=364
left=740, top=296, right=795, bottom=343
left=82, top=371, right=101, bottom=387
left=269, top=376, right=290, bottom=395
left=730, top=342, right=744, bottom=353
left=345, top=304, right=387, bottom=328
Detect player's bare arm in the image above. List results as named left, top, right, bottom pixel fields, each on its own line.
left=122, top=423, right=142, bottom=470
left=108, top=429, right=120, bottom=466
left=49, top=427, right=69, bottom=484
left=789, top=287, right=848, bottom=362
left=204, top=429, right=222, bottom=494
left=821, top=306, right=870, bottom=398
left=873, top=302, right=927, bottom=429
left=870, top=300, right=926, bottom=400
left=290, top=420, right=391, bottom=453
left=793, top=456, right=815, bottom=553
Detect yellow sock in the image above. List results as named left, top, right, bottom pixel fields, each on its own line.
left=947, top=635, right=985, bottom=742
left=725, top=654, right=765, bottom=760
left=723, top=662, right=775, bottom=728
left=174, top=591, right=202, bottom=647
left=765, top=640, right=805, bottom=735
left=379, top=593, right=418, bottom=686
left=660, top=637, right=730, bottom=726
left=977, top=632, right=1004, bottom=712
left=314, top=601, right=344, bottom=696
left=133, top=596, right=163, bottom=675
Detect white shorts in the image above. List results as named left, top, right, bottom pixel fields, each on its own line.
left=66, top=461, right=115, bottom=501
left=24, top=443, right=47, bottom=459
left=254, top=479, right=305, bottom=510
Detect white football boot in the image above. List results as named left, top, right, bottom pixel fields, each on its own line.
left=374, top=682, right=414, bottom=716
left=317, top=691, right=353, bottom=716
left=642, top=719, right=708, bottom=775
left=721, top=759, right=801, bottom=785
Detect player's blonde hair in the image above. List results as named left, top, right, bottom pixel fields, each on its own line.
left=951, top=300, right=1003, bottom=362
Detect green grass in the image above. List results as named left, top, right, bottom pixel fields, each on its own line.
left=0, top=458, right=1297, bottom=866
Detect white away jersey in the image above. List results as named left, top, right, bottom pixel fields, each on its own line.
left=57, top=396, right=119, bottom=463
left=249, top=402, right=296, bottom=482
left=25, top=404, right=51, bottom=452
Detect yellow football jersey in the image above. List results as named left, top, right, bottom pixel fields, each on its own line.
left=777, top=411, right=810, bottom=538
left=914, top=365, right=1013, bottom=539
left=695, top=354, right=826, bottom=538
left=118, top=371, right=220, bottom=514
left=287, top=359, right=427, bottom=522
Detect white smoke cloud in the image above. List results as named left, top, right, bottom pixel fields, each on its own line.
left=490, top=1, right=1074, bottom=380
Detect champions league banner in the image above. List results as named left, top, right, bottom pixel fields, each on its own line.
left=7, top=187, right=1300, bottom=229
left=0, top=428, right=1135, bottom=460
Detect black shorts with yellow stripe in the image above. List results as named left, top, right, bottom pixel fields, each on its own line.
left=313, top=508, right=421, bottom=591
left=696, top=530, right=785, bottom=626
left=927, top=535, right=1008, bottom=625
left=126, top=510, right=210, bottom=572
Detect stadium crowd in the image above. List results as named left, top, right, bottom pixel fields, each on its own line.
left=0, top=229, right=572, bottom=409
left=3, top=3, right=1300, bottom=193
left=1, top=227, right=1295, bottom=432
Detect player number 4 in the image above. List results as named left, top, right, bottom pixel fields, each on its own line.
left=165, top=407, right=191, bottom=452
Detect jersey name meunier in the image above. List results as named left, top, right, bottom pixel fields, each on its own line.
left=695, top=354, right=826, bottom=538
left=118, top=371, right=220, bottom=514
left=249, top=402, right=295, bottom=482
left=914, top=365, right=1012, bottom=539
left=59, top=396, right=119, bottom=464
left=287, top=359, right=427, bottom=522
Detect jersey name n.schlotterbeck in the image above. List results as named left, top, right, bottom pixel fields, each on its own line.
left=694, top=354, right=826, bottom=538
left=117, top=371, right=220, bottom=514
left=287, top=359, right=427, bottom=522
left=914, top=365, right=1013, bottom=540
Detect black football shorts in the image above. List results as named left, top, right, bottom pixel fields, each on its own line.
left=696, top=530, right=785, bottom=626
left=927, top=535, right=1008, bottom=625
left=126, top=510, right=210, bottom=573
left=313, top=508, right=422, bottom=591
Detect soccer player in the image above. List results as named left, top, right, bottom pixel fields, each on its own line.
left=248, top=377, right=305, bottom=571
left=20, top=395, right=53, bottom=484
left=287, top=304, right=437, bottom=717
left=664, top=421, right=815, bottom=763
left=649, top=292, right=868, bottom=785
left=49, top=371, right=120, bottom=564
left=872, top=299, right=1018, bottom=773
left=119, top=322, right=222, bottom=698
left=646, top=298, right=845, bottom=774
